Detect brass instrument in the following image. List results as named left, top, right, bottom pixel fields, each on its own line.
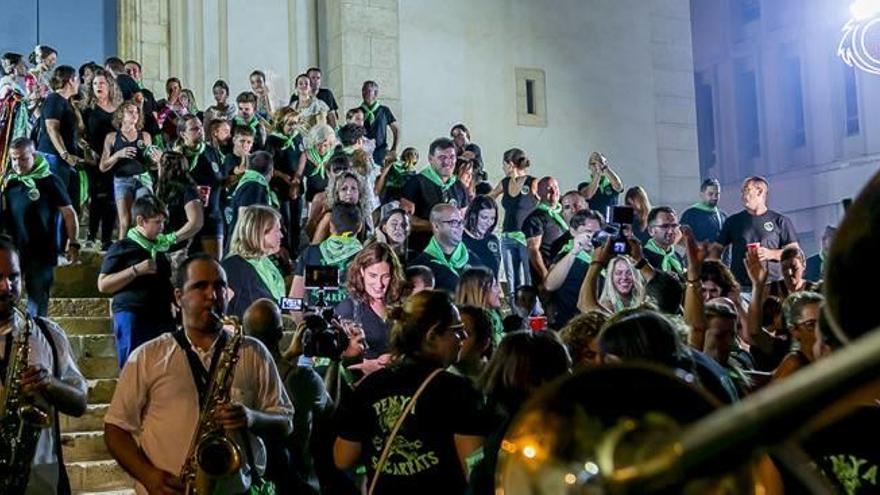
left=180, top=314, right=244, bottom=495
left=496, top=325, right=880, bottom=494
left=0, top=306, right=53, bottom=494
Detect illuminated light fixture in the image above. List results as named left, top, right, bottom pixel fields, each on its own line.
left=522, top=445, right=537, bottom=459
left=564, top=473, right=577, bottom=485
left=840, top=0, right=880, bottom=74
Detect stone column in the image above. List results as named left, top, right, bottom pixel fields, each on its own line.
left=323, top=0, right=401, bottom=118
left=117, top=0, right=171, bottom=96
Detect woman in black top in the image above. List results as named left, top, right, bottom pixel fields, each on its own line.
left=625, top=186, right=653, bottom=243
left=154, top=151, right=204, bottom=251
left=334, top=290, right=489, bottom=495
left=335, top=242, right=405, bottom=361
left=100, top=101, right=159, bottom=240
left=375, top=207, right=413, bottom=265
left=83, top=68, right=121, bottom=249
left=266, top=106, right=305, bottom=255
left=488, top=148, right=537, bottom=302
left=37, top=65, right=83, bottom=206
left=462, top=195, right=501, bottom=278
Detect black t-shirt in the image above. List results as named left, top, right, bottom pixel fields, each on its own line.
left=295, top=245, right=350, bottom=307
left=229, top=180, right=271, bottom=230
left=37, top=92, right=78, bottom=157
left=335, top=359, right=490, bottom=495
left=548, top=252, right=589, bottom=330
left=83, top=106, right=116, bottom=157
left=265, top=133, right=303, bottom=177
left=680, top=206, right=727, bottom=244
left=521, top=209, right=567, bottom=269
left=185, top=144, right=226, bottom=230
left=1, top=174, right=71, bottom=264
left=802, top=407, right=880, bottom=495
left=221, top=255, right=277, bottom=319
left=462, top=232, right=501, bottom=279
left=642, top=242, right=686, bottom=276
left=362, top=105, right=396, bottom=150
left=161, top=183, right=200, bottom=244
left=500, top=176, right=538, bottom=233
left=289, top=88, right=339, bottom=111
left=335, top=297, right=391, bottom=359
left=585, top=178, right=620, bottom=216
left=718, top=210, right=798, bottom=286
left=401, top=174, right=470, bottom=251
left=115, top=73, right=141, bottom=101
left=100, top=238, right=174, bottom=321
left=805, top=253, right=823, bottom=282
left=140, top=87, right=161, bottom=136
left=302, top=156, right=330, bottom=203
left=408, top=246, right=486, bottom=294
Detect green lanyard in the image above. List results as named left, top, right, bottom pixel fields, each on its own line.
left=244, top=256, right=286, bottom=300
left=644, top=239, right=684, bottom=274
left=319, top=234, right=362, bottom=267
left=307, top=146, right=334, bottom=179
left=361, top=100, right=380, bottom=125
left=420, top=166, right=457, bottom=193
left=233, top=169, right=279, bottom=208
left=126, top=228, right=177, bottom=259
left=535, top=203, right=568, bottom=231
left=423, top=237, right=469, bottom=276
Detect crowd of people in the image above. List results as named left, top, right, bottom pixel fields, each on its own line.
left=0, top=44, right=871, bottom=495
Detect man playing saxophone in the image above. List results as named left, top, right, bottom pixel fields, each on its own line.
left=0, top=238, right=88, bottom=494
left=104, top=253, right=293, bottom=494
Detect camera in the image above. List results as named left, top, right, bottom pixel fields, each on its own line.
left=304, top=265, right=340, bottom=290
left=598, top=206, right=633, bottom=256
left=300, top=309, right=350, bottom=359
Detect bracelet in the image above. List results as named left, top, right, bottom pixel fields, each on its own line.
left=131, top=265, right=139, bottom=276
left=686, top=279, right=701, bottom=288
left=634, top=258, right=647, bottom=270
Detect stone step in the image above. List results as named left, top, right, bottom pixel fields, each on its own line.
left=50, top=297, right=111, bottom=318
left=62, top=431, right=111, bottom=462
left=67, top=460, right=134, bottom=493
left=62, top=404, right=109, bottom=433
left=75, top=490, right=135, bottom=495
left=88, top=378, right=117, bottom=404
left=69, top=334, right=118, bottom=362
left=79, top=355, right=120, bottom=379
left=52, top=262, right=103, bottom=298
left=57, top=316, right=113, bottom=335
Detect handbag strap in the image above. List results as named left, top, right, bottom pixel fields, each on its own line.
left=367, top=368, right=444, bottom=495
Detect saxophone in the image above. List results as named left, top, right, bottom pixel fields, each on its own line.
left=0, top=306, right=53, bottom=493
left=180, top=314, right=245, bottom=495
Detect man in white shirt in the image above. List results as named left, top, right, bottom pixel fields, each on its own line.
left=0, top=238, right=88, bottom=495
left=104, top=253, right=294, bottom=495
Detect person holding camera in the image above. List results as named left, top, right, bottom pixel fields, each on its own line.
left=643, top=206, right=686, bottom=277
left=408, top=202, right=486, bottom=294
left=98, top=195, right=175, bottom=366
left=578, top=236, right=652, bottom=315
left=579, top=151, right=624, bottom=214
left=222, top=205, right=286, bottom=319
left=289, top=203, right=364, bottom=321
left=544, top=210, right=604, bottom=329
left=334, top=290, right=489, bottom=495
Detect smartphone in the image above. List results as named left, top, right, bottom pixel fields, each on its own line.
left=608, top=205, right=635, bottom=225
left=612, top=239, right=629, bottom=255
left=280, top=297, right=304, bottom=312
left=304, top=265, right=340, bottom=289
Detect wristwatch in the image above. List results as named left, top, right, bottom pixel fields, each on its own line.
left=634, top=258, right=648, bottom=270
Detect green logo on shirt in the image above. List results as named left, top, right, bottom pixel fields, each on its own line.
left=371, top=395, right=441, bottom=477
left=827, top=455, right=878, bottom=495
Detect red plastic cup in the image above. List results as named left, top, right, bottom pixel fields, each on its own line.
left=528, top=316, right=548, bottom=332
left=747, top=242, right=760, bottom=254
left=197, top=185, right=211, bottom=206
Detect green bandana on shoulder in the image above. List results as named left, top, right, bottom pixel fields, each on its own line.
left=319, top=234, right=362, bottom=267
left=179, top=142, right=206, bottom=171
left=560, top=239, right=593, bottom=265
left=420, top=166, right=457, bottom=192
left=307, top=146, right=334, bottom=179
left=361, top=100, right=380, bottom=125
left=5, top=153, right=51, bottom=194
left=234, top=115, right=260, bottom=132
left=245, top=256, right=286, bottom=300
left=535, top=203, right=568, bottom=231
left=234, top=169, right=279, bottom=208
left=126, top=228, right=177, bottom=259
left=270, top=131, right=297, bottom=151
left=644, top=239, right=684, bottom=274
left=689, top=202, right=719, bottom=214
left=424, top=237, right=469, bottom=276
left=588, top=174, right=613, bottom=194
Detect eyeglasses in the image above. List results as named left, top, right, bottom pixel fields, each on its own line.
left=440, top=219, right=463, bottom=227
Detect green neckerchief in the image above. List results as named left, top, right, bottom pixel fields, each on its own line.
left=245, top=256, right=285, bottom=300
left=423, top=237, right=469, bottom=276
left=126, top=228, right=177, bottom=259
left=489, top=309, right=504, bottom=344
left=689, top=201, right=719, bottom=214
left=6, top=153, right=51, bottom=193
left=234, top=115, right=259, bottom=132
left=307, top=146, right=334, bottom=179
left=560, top=239, right=593, bottom=264
left=361, top=100, right=380, bottom=125
left=535, top=202, right=568, bottom=231
left=588, top=173, right=613, bottom=193
left=270, top=131, right=296, bottom=151
left=319, top=234, right=362, bottom=267
left=234, top=169, right=279, bottom=208
left=645, top=239, right=684, bottom=274
left=179, top=142, right=206, bottom=171
left=420, top=166, right=457, bottom=192
left=819, top=250, right=826, bottom=277
left=384, top=161, right=414, bottom=189
left=502, top=231, right=527, bottom=246
left=341, top=145, right=356, bottom=155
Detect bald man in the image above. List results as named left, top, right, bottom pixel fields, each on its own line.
left=408, top=203, right=486, bottom=293
left=522, top=177, right=567, bottom=286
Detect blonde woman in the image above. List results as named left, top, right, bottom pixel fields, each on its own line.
left=578, top=238, right=651, bottom=315
left=455, top=266, right=504, bottom=341
left=309, top=170, right=371, bottom=243
left=221, top=205, right=286, bottom=318
left=295, top=123, right=337, bottom=214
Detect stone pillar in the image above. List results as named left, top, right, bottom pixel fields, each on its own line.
left=323, top=0, right=401, bottom=118
left=117, top=0, right=171, bottom=97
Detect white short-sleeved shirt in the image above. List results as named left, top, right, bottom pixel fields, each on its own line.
left=0, top=313, right=88, bottom=495
left=104, top=330, right=294, bottom=495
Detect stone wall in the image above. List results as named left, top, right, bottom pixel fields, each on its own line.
left=118, top=0, right=171, bottom=94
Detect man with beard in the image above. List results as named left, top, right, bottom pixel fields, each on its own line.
left=0, top=238, right=87, bottom=494
left=408, top=203, right=486, bottom=293
left=643, top=206, right=686, bottom=277
left=681, top=178, right=727, bottom=244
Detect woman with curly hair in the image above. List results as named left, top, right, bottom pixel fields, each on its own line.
left=335, top=241, right=405, bottom=362
left=310, top=170, right=371, bottom=243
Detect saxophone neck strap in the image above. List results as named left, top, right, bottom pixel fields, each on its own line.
left=172, top=329, right=228, bottom=408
